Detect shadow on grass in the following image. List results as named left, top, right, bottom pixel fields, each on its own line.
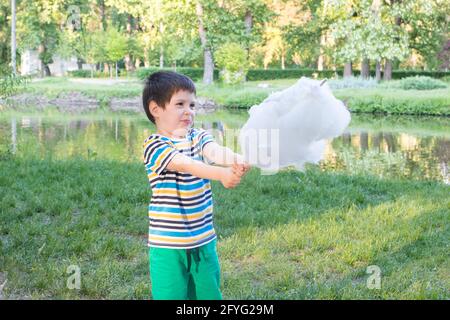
left=219, top=206, right=449, bottom=299
left=213, top=166, right=447, bottom=237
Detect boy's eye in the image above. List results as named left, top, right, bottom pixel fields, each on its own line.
left=176, top=102, right=195, bottom=109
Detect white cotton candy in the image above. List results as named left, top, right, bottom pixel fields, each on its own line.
left=239, top=77, right=351, bottom=172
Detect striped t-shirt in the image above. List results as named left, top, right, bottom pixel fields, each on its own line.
left=143, top=127, right=216, bottom=249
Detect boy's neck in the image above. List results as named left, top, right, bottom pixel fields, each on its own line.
left=156, top=127, right=189, bottom=139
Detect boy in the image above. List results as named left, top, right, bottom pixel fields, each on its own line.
left=142, top=71, right=250, bottom=300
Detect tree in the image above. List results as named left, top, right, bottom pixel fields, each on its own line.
left=11, top=0, right=16, bottom=75
left=16, top=0, right=69, bottom=77
left=259, top=0, right=306, bottom=69
left=105, top=28, right=127, bottom=78
left=190, top=0, right=271, bottom=83
left=329, top=0, right=409, bottom=80
left=215, top=42, right=249, bottom=84
left=399, top=0, right=449, bottom=70
left=195, top=0, right=214, bottom=84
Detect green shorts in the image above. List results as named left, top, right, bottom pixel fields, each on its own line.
left=149, top=239, right=222, bottom=300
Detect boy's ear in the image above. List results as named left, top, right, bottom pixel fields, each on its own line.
left=149, top=101, right=161, bottom=120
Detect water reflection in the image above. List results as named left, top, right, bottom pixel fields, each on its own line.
left=322, top=131, right=449, bottom=183
left=0, top=114, right=448, bottom=184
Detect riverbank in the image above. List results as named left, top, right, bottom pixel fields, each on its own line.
left=1, top=77, right=449, bottom=116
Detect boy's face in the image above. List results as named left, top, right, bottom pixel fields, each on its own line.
left=150, top=90, right=196, bottom=138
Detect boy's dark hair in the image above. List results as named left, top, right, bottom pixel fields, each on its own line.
left=142, top=71, right=196, bottom=123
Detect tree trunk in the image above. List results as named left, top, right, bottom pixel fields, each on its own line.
left=384, top=60, right=392, bottom=80
left=125, top=54, right=132, bottom=71
left=159, top=20, right=164, bottom=68
left=135, top=57, right=141, bottom=69
left=104, top=63, right=109, bottom=76
left=244, top=9, right=252, bottom=59
left=38, top=44, right=45, bottom=78
left=375, top=60, right=381, bottom=81
left=317, top=53, right=324, bottom=71
left=115, top=62, right=118, bottom=79
left=144, top=47, right=150, bottom=67
left=383, top=1, right=402, bottom=81
left=125, top=15, right=134, bottom=72
left=99, top=0, right=107, bottom=31
left=361, top=58, right=370, bottom=79
left=344, top=62, right=352, bottom=78
left=244, top=9, right=252, bottom=81
left=159, top=46, right=164, bottom=68
left=317, top=34, right=326, bottom=71
left=196, top=1, right=214, bottom=85
left=44, top=65, right=51, bottom=77
left=77, top=58, right=83, bottom=70
left=203, top=50, right=214, bottom=84
left=11, top=0, right=16, bottom=75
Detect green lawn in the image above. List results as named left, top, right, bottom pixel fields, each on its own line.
left=0, top=156, right=448, bottom=299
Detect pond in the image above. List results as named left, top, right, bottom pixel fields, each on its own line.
left=0, top=111, right=448, bottom=184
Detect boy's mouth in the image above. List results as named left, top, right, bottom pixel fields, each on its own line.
left=180, top=119, right=192, bottom=125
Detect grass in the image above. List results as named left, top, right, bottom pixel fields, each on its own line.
left=0, top=155, right=448, bottom=299
left=24, top=77, right=143, bottom=100
left=333, top=88, right=450, bottom=116
left=5, top=77, right=449, bottom=116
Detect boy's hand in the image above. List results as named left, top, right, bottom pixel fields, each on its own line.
left=232, top=163, right=250, bottom=177
left=232, top=155, right=251, bottom=178
left=220, top=167, right=242, bottom=189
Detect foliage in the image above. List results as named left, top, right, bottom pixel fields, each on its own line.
left=134, top=66, right=450, bottom=83
left=215, top=42, right=249, bottom=84
left=329, top=0, right=409, bottom=64
left=0, top=74, right=30, bottom=98
left=380, top=76, right=448, bottom=91
left=136, top=67, right=220, bottom=81
left=105, top=28, right=128, bottom=64
left=327, top=76, right=379, bottom=90
left=0, top=0, right=448, bottom=81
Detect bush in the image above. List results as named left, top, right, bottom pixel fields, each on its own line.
left=390, top=70, right=450, bottom=79
left=135, top=67, right=450, bottom=82
left=0, top=74, right=30, bottom=98
left=67, top=70, right=95, bottom=78
left=67, top=69, right=129, bottom=78
left=220, top=91, right=269, bottom=109
left=441, top=75, right=450, bottom=83
left=215, top=43, right=249, bottom=84
left=381, top=76, right=448, bottom=90
left=328, top=76, right=379, bottom=89
left=334, top=90, right=450, bottom=116
left=246, top=68, right=337, bottom=80
left=136, top=67, right=219, bottom=81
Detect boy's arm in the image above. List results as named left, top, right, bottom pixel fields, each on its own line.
left=202, top=142, right=246, bottom=167
left=166, top=152, right=241, bottom=188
